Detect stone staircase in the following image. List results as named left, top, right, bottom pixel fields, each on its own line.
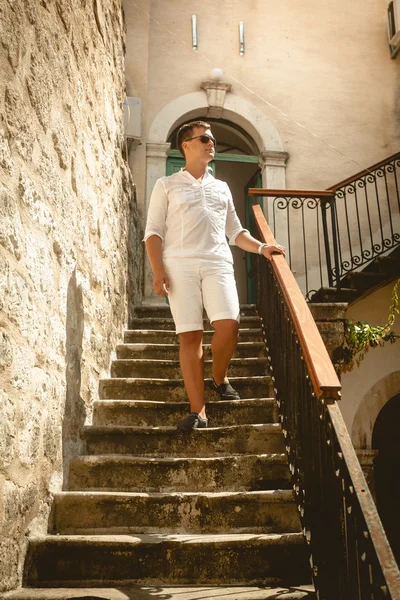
left=5, top=305, right=316, bottom=600
left=310, top=245, right=400, bottom=303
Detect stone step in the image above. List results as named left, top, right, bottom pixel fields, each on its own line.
left=24, top=533, right=310, bottom=586
left=130, top=316, right=262, bottom=331
left=93, top=398, right=279, bottom=427
left=133, top=303, right=259, bottom=319
left=124, top=328, right=264, bottom=344
left=99, top=376, right=273, bottom=402
left=82, top=424, right=285, bottom=457
left=68, top=454, right=291, bottom=493
left=1, top=584, right=316, bottom=599
left=51, top=490, right=300, bottom=535
left=116, top=341, right=266, bottom=360
left=111, top=357, right=269, bottom=379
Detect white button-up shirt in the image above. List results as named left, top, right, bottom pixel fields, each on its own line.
left=144, top=169, right=247, bottom=263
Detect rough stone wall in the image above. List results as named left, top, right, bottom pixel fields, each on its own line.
left=0, top=0, right=142, bottom=591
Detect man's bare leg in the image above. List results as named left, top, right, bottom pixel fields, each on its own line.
left=211, top=319, right=239, bottom=385
left=179, top=330, right=206, bottom=418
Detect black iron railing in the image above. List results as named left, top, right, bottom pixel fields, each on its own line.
left=249, top=152, right=400, bottom=300
left=253, top=204, right=400, bottom=599
left=328, top=152, right=400, bottom=282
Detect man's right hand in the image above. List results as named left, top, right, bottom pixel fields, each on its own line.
left=153, top=272, right=170, bottom=296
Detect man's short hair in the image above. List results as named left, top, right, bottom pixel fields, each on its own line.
left=176, top=121, right=211, bottom=156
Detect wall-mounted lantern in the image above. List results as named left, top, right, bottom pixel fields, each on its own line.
left=239, top=21, right=245, bottom=56
left=192, top=15, right=198, bottom=50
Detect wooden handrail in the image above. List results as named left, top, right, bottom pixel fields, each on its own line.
left=254, top=204, right=400, bottom=596
left=327, top=151, right=400, bottom=192
left=248, top=188, right=335, bottom=198
left=252, top=204, right=341, bottom=400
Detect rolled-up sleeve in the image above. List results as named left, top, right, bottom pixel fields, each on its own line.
left=143, top=178, right=168, bottom=242
left=224, top=184, right=248, bottom=245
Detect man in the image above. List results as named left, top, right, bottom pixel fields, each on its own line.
left=144, top=121, right=285, bottom=431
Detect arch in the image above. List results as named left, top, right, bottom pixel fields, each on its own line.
left=371, top=392, right=400, bottom=563
left=351, top=370, right=400, bottom=450
left=148, top=91, right=284, bottom=153
left=372, top=392, right=400, bottom=453
left=143, top=91, right=288, bottom=304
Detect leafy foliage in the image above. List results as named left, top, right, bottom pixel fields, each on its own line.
left=334, top=279, right=400, bottom=374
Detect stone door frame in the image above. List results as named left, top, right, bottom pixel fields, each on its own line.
left=143, top=91, right=289, bottom=303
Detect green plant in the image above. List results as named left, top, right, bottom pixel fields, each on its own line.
left=334, top=278, right=400, bottom=374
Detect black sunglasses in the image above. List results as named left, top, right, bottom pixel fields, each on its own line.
left=186, top=134, right=216, bottom=146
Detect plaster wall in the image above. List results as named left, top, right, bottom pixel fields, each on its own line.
left=124, top=0, right=399, bottom=299
left=0, top=0, right=141, bottom=590
left=340, top=281, right=400, bottom=448
left=125, top=0, right=399, bottom=209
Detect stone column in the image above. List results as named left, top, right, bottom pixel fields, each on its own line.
left=258, top=151, right=289, bottom=246
left=308, top=302, right=347, bottom=360
left=143, top=142, right=171, bottom=304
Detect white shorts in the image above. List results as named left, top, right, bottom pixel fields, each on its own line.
left=163, top=258, right=240, bottom=334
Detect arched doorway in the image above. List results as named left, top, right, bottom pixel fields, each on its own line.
left=372, top=392, right=400, bottom=565
left=167, top=119, right=263, bottom=303
left=143, top=90, right=289, bottom=305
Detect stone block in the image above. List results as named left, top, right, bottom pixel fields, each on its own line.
left=0, top=474, right=4, bottom=527
left=0, top=331, right=13, bottom=370
left=6, top=269, right=35, bottom=330
left=0, top=389, right=16, bottom=467
left=0, top=127, right=15, bottom=176
left=0, top=1, right=23, bottom=72
left=43, top=410, right=62, bottom=464
left=55, top=0, right=72, bottom=34
left=93, top=0, right=106, bottom=41
left=26, top=53, right=54, bottom=131
left=0, top=187, right=23, bottom=259
left=309, top=302, right=347, bottom=359
left=18, top=172, right=56, bottom=233
left=52, top=129, right=71, bottom=170
left=17, top=401, right=42, bottom=467
left=71, top=153, right=88, bottom=198
left=24, top=0, right=38, bottom=25
left=4, top=480, right=38, bottom=525
left=5, top=87, right=37, bottom=162
left=309, top=302, right=348, bottom=322
left=0, top=536, right=22, bottom=592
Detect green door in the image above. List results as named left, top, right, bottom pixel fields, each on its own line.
left=166, top=154, right=261, bottom=303
left=245, top=170, right=263, bottom=304
left=166, top=155, right=185, bottom=175
left=166, top=155, right=215, bottom=176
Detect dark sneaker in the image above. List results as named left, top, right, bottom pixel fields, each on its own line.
left=211, top=378, right=240, bottom=400
left=176, top=412, right=208, bottom=432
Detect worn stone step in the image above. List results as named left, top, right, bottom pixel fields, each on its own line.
left=82, top=424, right=285, bottom=457
left=111, top=357, right=269, bottom=379
left=1, top=584, right=316, bottom=599
left=99, top=376, right=273, bottom=402
left=93, top=398, right=279, bottom=427
left=68, top=454, right=291, bottom=493
left=130, top=316, right=262, bottom=331
left=124, top=328, right=264, bottom=344
left=24, top=533, right=310, bottom=586
left=133, top=303, right=259, bottom=319
left=116, top=341, right=266, bottom=360
left=51, top=490, right=300, bottom=535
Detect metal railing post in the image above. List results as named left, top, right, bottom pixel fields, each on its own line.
left=329, top=196, right=342, bottom=288
left=321, top=198, right=334, bottom=288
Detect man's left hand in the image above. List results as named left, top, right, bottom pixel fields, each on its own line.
left=261, top=244, right=286, bottom=260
